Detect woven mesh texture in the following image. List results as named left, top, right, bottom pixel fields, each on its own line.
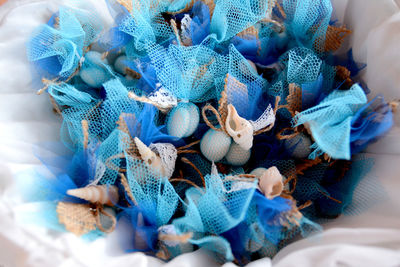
left=27, top=7, right=103, bottom=88
left=293, top=84, right=368, bottom=160
left=22, top=0, right=394, bottom=263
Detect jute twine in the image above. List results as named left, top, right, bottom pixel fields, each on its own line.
left=56, top=202, right=116, bottom=236
left=37, top=45, right=93, bottom=95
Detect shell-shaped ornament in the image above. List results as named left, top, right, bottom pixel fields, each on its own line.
left=66, top=184, right=119, bottom=206
left=225, top=104, right=254, bottom=150
left=250, top=166, right=284, bottom=199
left=134, top=137, right=168, bottom=177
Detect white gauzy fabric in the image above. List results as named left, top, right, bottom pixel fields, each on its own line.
left=0, top=1, right=399, bottom=267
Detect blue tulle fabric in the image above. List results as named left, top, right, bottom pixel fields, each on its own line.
left=293, top=84, right=368, bottom=160
left=27, top=7, right=103, bottom=87
left=24, top=0, right=395, bottom=264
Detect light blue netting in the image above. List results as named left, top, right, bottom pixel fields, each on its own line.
left=27, top=6, right=103, bottom=88
left=217, top=45, right=268, bottom=120
left=23, top=0, right=394, bottom=263
left=125, top=154, right=180, bottom=226
left=210, top=0, right=272, bottom=42
left=293, top=84, right=368, bottom=160
left=48, top=83, right=96, bottom=107
left=172, top=173, right=257, bottom=261
left=145, top=42, right=228, bottom=102
left=282, top=0, right=333, bottom=53
left=61, top=78, right=139, bottom=150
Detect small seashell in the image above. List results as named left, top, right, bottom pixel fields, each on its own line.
left=134, top=137, right=167, bottom=177
left=80, top=67, right=109, bottom=88
left=251, top=166, right=284, bottom=199
left=225, top=104, right=254, bottom=150
left=284, top=133, right=312, bottom=159
left=200, top=128, right=232, bottom=162
left=225, top=142, right=251, bottom=166
left=167, top=102, right=199, bottom=138
left=67, top=184, right=119, bottom=206
left=114, top=55, right=128, bottom=75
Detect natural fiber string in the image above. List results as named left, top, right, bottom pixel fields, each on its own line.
left=105, top=152, right=127, bottom=172
left=37, top=45, right=92, bottom=95
left=82, top=120, right=89, bottom=150
left=275, top=1, right=286, bottom=19
left=297, top=200, right=312, bottom=210
left=201, top=104, right=226, bottom=133
left=93, top=205, right=117, bottom=233
left=181, top=157, right=206, bottom=188
left=120, top=172, right=138, bottom=205
left=48, top=94, right=63, bottom=116
left=276, top=127, right=300, bottom=140
left=125, top=67, right=142, bottom=79
left=169, top=177, right=203, bottom=191
left=159, top=232, right=193, bottom=243
left=170, top=19, right=182, bottom=46
left=296, top=158, right=322, bottom=175
left=316, top=187, right=342, bottom=204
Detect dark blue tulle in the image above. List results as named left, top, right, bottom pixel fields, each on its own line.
left=350, top=95, right=393, bottom=155
left=117, top=205, right=159, bottom=253
left=124, top=104, right=181, bottom=146
left=190, top=1, right=211, bottom=45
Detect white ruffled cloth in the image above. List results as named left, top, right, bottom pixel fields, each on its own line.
left=0, top=0, right=400, bottom=266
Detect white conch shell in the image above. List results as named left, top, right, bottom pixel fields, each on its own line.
left=251, top=166, right=284, bottom=199
left=134, top=137, right=167, bottom=177
left=225, top=104, right=254, bottom=150
left=67, top=185, right=119, bottom=206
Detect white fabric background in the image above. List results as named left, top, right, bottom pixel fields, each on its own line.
left=0, top=1, right=399, bottom=266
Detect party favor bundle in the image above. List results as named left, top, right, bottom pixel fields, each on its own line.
left=22, top=0, right=395, bottom=264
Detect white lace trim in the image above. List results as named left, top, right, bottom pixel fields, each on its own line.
left=180, top=14, right=192, bottom=46
left=148, top=84, right=178, bottom=111
left=250, top=104, right=275, bottom=132
left=150, top=143, right=177, bottom=179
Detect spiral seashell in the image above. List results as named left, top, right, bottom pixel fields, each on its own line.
left=66, top=185, right=119, bottom=206
left=167, top=102, right=199, bottom=138
left=284, top=133, right=312, bottom=159
left=134, top=137, right=167, bottom=177
left=225, top=104, right=254, bottom=150
left=200, top=128, right=232, bottom=162
left=225, top=142, right=251, bottom=166
left=251, top=166, right=284, bottom=199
